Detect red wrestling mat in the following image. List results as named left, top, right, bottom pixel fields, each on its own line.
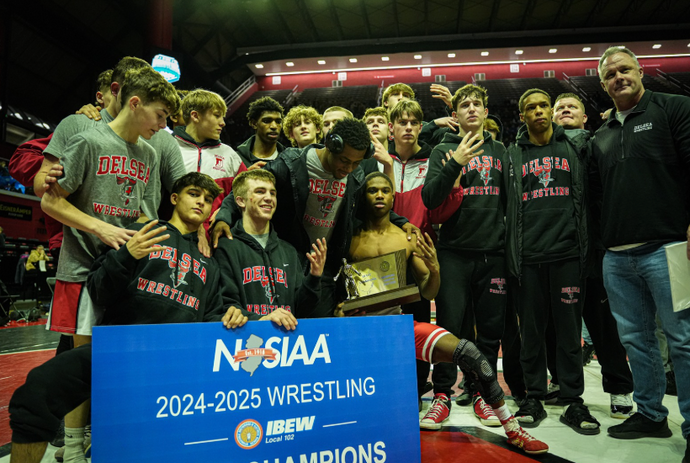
left=0, top=350, right=55, bottom=446
left=0, top=319, right=48, bottom=330
left=421, top=426, right=573, bottom=463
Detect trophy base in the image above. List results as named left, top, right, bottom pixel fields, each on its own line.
left=342, top=285, right=421, bottom=314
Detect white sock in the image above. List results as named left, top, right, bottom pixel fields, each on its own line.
left=494, top=405, right=520, bottom=432
left=63, top=427, right=86, bottom=462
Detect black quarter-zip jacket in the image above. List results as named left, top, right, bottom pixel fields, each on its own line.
left=591, top=90, right=690, bottom=248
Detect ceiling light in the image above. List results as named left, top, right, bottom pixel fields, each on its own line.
left=481, top=51, right=489, bottom=56
left=255, top=64, right=264, bottom=69
left=414, top=55, right=422, bottom=59
left=652, top=44, right=662, bottom=49
left=515, top=50, right=523, bottom=55
left=447, top=53, right=456, bottom=58
left=286, top=62, right=294, bottom=67
left=349, top=58, right=357, bottom=63
left=549, top=48, right=557, bottom=54
left=381, top=56, right=389, bottom=61
left=318, top=60, right=326, bottom=65
left=618, top=45, right=625, bottom=49
left=582, top=47, right=591, bottom=52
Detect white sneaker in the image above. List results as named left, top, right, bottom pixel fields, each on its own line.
left=610, top=393, right=634, bottom=419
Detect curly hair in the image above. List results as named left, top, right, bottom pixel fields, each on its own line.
left=328, top=118, right=371, bottom=151
left=247, top=96, right=284, bottom=123
left=283, top=105, right=323, bottom=147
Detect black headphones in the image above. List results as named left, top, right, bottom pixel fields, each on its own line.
left=325, top=133, right=374, bottom=159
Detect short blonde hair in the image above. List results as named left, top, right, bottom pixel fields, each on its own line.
left=283, top=105, right=323, bottom=146
left=323, top=106, right=353, bottom=118
left=382, top=83, right=415, bottom=106
left=389, top=100, right=423, bottom=124
left=362, top=107, right=389, bottom=124
left=181, top=89, right=227, bottom=125
left=233, top=170, right=276, bottom=202
left=451, top=84, right=488, bottom=111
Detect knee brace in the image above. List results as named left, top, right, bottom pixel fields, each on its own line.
left=452, top=339, right=504, bottom=405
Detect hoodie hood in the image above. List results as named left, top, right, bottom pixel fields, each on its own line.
left=516, top=122, right=566, bottom=146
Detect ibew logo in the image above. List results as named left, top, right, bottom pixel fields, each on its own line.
left=266, top=416, right=315, bottom=436
left=213, top=334, right=331, bottom=375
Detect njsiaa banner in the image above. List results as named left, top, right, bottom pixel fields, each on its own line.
left=92, top=315, right=421, bottom=462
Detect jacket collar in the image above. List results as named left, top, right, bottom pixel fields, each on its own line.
left=173, top=126, right=221, bottom=148
left=605, top=89, right=651, bottom=126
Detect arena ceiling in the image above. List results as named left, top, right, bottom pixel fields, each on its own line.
left=2, top=0, right=689, bottom=132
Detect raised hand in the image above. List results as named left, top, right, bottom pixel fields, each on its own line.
left=307, top=238, right=327, bottom=277
left=124, top=220, right=170, bottom=258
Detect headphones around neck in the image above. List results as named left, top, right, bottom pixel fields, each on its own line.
left=325, top=133, right=374, bottom=159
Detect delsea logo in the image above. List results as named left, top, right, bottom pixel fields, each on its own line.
left=213, top=334, right=331, bottom=375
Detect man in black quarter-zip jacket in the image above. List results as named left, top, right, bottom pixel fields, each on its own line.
left=591, top=47, right=690, bottom=455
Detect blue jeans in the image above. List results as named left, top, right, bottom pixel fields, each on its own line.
left=603, top=243, right=690, bottom=438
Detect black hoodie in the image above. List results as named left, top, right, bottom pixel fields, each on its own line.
left=87, top=221, right=225, bottom=326
left=423, top=130, right=507, bottom=253
left=505, top=123, right=590, bottom=278
left=214, top=220, right=321, bottom=320
left=235, top=134, right=286, bottom=168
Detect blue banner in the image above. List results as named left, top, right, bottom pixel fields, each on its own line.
left=92, top=316, right=421, bottom=463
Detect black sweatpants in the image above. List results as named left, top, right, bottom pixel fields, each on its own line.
left=403, top=296, right=432, bottom=397
left=432, top=251, right=507, bottom=397
left=548, top=275, right=633, bottom=394
left=502, top=279, right=526, bottom=398
left=10, top=344, right=92, bottom=443
left=517, top=258, right=584, bottom=404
